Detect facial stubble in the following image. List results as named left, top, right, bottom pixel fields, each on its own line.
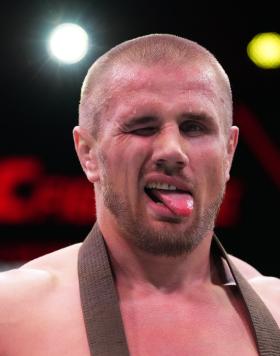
left=98, top=154, right=225, bottom=257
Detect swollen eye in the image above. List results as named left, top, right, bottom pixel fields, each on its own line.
left=132, top=127, right=156, bottom=136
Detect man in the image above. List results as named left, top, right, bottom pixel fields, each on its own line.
left=0, top=34, right=279, bottom=355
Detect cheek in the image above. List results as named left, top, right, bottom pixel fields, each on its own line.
left=99, top=139, right=150, bottom=186
left=119, top=138, right=151, bottom=169
left=206, top=161, right=225, bottom=186
left=194, top=148, right=227, bottom=187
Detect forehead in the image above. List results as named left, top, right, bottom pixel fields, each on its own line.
left=101, top=62, right=225, bottom=122
left=109, top=61, right=221, bottom=93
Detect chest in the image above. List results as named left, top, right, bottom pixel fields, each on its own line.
left=6, top=290, right=259, bottom=356
left=120, top=294, right=259, bottom=356
left=6, top=307, right=258, bottom=356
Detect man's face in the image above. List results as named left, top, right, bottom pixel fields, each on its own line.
left=91, top=62, right=237, bottom=256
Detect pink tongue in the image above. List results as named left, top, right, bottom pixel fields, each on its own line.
left=152, top=190, right=193, bottom=217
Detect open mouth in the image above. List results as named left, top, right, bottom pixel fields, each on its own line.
left=144, top=187, right=189, bottom=203
left=144, top=187, right=162, bottom=203
left=144, top=183, right=194, bottom=217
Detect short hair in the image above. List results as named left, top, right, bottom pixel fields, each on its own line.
left=79, top=33, right=232, bottom=137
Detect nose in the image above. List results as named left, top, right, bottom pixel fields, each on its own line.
left=151, top=127, right=188, bottom=174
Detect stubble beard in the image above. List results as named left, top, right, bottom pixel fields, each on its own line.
left=101, top=171, right=225, bottom=258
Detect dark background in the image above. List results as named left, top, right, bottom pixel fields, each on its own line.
left=1, top=1, right=279, bottom=276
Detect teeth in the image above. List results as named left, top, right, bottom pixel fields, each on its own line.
left=146, top=182, right=177, bottom=190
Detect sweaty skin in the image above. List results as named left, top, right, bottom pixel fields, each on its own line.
left=81, top=62, right=236, bottom=258
left=0, top=245, right=279, bottom=356
left=1, top=37, right=279, bottom=355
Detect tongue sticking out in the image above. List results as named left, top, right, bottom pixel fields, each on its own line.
left=152, top=190, right=193, bottom=217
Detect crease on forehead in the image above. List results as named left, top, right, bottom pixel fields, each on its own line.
left=106, top=61, right=221, bottom=92
left=100, top=65, right=223, bottom=123
left=81, top=54, right=232, bottom=136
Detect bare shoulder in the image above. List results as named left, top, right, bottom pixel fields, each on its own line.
left=19, top=242, right=82, bottom=274
left=248, top=275, right=280, bottom=327
left=229, top=254, right=280, bottom=326
left=0, top=242, right=88, bottom=354
left=0, top=243, right=82, bottom=352
left=228, top=254, right=263, bottom=278
left=0, top=242, right=82, bottom=315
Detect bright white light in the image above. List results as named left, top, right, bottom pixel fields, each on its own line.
left=49, top=23, right=89, bottom=64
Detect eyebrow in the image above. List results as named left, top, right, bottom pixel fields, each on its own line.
left=180, top=112, right=213, bottom=122
left=122, top=116, right=159, bottom=129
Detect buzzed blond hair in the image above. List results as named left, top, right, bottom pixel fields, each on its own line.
left=79, top=33, right=232, bottom=137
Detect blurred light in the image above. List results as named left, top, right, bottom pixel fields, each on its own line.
left=48, top=23, right=89, bottom=64
left=247, top=32, right=280, bottom=69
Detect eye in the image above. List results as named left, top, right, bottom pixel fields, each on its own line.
left=131, top=127, right=157, bottom=136
left=180, top=121, right=205, bottom=136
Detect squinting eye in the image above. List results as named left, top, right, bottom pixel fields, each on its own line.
left=132, top=127, right=157, bottom=136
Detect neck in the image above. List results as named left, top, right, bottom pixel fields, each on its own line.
left=97, top=217, right=219, bottom=294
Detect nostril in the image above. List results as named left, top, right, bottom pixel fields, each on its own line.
left=156, top=158, right=186, bottom=166
left=176, top=161, right=185, bottom=166
left=154, top=158, right=187, bottom=174
left=156, top=159, right=166, bottom=168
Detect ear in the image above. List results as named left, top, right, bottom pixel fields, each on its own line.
left=225, top=125, right=239, bottom=182
left=73, top=126, right=99, bottom=183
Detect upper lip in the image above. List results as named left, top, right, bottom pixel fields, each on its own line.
left=144, top=173, right=194, bottom=194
